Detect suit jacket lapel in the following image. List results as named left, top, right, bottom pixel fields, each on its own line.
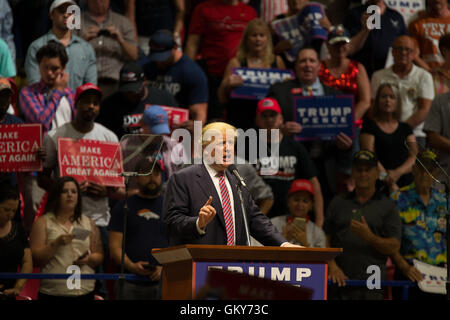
left=196, top=164, right=226, bottom=228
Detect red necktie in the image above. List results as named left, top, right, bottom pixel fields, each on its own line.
left=217, top=172, right=234, bottom=246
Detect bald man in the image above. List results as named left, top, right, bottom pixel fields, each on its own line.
left=370, top=35, right=435, bottom=146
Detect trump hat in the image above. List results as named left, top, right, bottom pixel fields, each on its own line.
left=256, top=98, right=282, bottom=116
left=74, top=83, right=102, bottom=105
left=288, top=179, right=315, bottom=196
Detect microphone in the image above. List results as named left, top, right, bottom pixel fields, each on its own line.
left=227, top=164, right=251, bottom=246
left=228, top=164, right=247, bottom=188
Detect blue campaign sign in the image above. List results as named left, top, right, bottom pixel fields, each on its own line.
left=230, top=68, right=295, bottom=100
left=193, top=261, right=327, bottom=300
left=293, top=95, right=355, bottom=141
left=271, top=2, right=328, bottom=62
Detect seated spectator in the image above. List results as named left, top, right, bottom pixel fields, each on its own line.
left=390, top=149, right=448, bottom=300
left=185, top=0, right=257, bottom=120
left=143, top=29, right=208, bottom=127
left=38, top=83, right=125, bottom=297
left=75, top=0, right=138, bottom=98
left=431, top=33, right=450, bottom=95
left=0, top=181, right=33, bottom=300
left=124, top=0, right=185, bottom=55
left=0, top=38, right=15, bottom=78
left=272, top=0, right=331, bottom=70
left=96, top=62, right=178, bottom=139
left=270, top=179, right=326, bottom=247
left=325, top=150, right=402, bottom=300
left=370, top=35, right=434, bottom=147
left=29, top=176, right=104, bottom=300
left=343, top=0, right=408, bottom=78
left=25, top=0, right=97, bottom=91
left=218, top=18, right=286, bottom=130
left=140, top=105, right=187, bottom=178
left=360, top=82, right=417, bottom=192
left=109, top=157, right=168, bottom=300
left=408, top=0, right=450, bottom=72
left=252, top=97, right=325, bottom=227
left=19, top=40, right=74, bottom=135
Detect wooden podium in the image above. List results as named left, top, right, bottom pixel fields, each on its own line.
left=152, top=245, right=342, bottom=300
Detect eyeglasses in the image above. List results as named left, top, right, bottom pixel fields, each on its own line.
left=393, top=46, right=415, bottom=53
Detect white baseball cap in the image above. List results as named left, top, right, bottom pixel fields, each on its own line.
left=49, top=0, right=76, bottom=14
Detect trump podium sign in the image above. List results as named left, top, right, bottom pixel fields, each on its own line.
left=57, top=137, right=124, bottom=187
left=0, top=124, right=42, bottom=172
left=293, top=95, right=355, bottom=141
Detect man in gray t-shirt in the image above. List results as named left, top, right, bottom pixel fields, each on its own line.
left=324, top=150, right=402, bottom=300
left=424, top=92, right=450, bottom=177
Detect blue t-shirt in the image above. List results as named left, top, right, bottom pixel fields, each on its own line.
left=108, top=194, right=168, bottom=267
left=143, top=54, right=209, bottom=108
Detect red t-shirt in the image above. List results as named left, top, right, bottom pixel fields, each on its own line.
left=189, top=0, right=257, bottom=76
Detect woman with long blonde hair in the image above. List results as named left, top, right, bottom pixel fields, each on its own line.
left=360, top=82, right=417, bottom=192
left=218, top=18, right=285, bottom=130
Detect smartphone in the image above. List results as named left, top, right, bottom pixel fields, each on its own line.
left=98, top=29, right=111, bottom=37
left=293, top=217, right=306, bottom=230
left=351, top=209, right=362, bottom=221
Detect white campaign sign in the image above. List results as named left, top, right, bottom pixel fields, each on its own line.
left=413, top=259, right=447, bottom=295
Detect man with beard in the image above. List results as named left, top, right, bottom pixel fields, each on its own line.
left=108, top=157, right=168, bottom=300
left=38, top=82, right=125, bottom=298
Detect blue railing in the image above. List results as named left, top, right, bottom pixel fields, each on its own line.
left=0, top=273, right=417, bottom=300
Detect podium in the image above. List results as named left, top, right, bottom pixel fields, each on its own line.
left=152, top=245, right=342, bottom=300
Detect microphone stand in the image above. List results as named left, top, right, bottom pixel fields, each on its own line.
left=117, top=172, right=139, bottom=299
left=235, top=182, right=251, bottom=246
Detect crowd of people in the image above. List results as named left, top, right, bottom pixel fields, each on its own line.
left=1, top=0, right=450, bottom=301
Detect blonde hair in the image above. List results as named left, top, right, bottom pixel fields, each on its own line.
left=201, top=122, right=237, bottom=147
left=372, top=82, right=402, bottom=121
left=236, top=18, right=275, bottom=67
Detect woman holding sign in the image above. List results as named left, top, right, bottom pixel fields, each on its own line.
left=30, top=176, right=104, bottom=300
left=218, top=18, right=286, bottom=130
left=360, top=83, right=417, bottom=193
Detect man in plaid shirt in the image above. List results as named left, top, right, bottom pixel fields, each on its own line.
left=19, top=40, right=74, bottom=134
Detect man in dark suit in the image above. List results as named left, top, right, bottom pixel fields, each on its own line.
left=267, top=46, right=354, bottom=208
left=162, top=121, right=296, bottom=247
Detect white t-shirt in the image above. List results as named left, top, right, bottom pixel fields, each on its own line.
left=51, top=96, right=72, bottom=130
left=371, top=65, right=435, bottom=138
left=44, top=122, right=119, bottom=227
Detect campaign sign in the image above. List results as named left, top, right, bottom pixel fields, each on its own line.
left=193, top=261, right=327, bottom=300
left=385, top=0, right=425, bottom=25
left=0, top=124, right=42, bottom=172
left=57, top=137, right=124, bottom=187
left=293, top=95, right=354, bottom=141
left=271, top=3, right=328, bottom=62
left=123, top=105, right=189, bottom=134
left=413, top=259, right=447, bottom=295
left=230, top=68, right=295, bottom=100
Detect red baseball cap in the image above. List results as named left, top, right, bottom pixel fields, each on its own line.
left=288, top=179, right=314, bottom=196
left=75, top=83, right=102, bottom=105
left=256, top=97, right=281, bottom=116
